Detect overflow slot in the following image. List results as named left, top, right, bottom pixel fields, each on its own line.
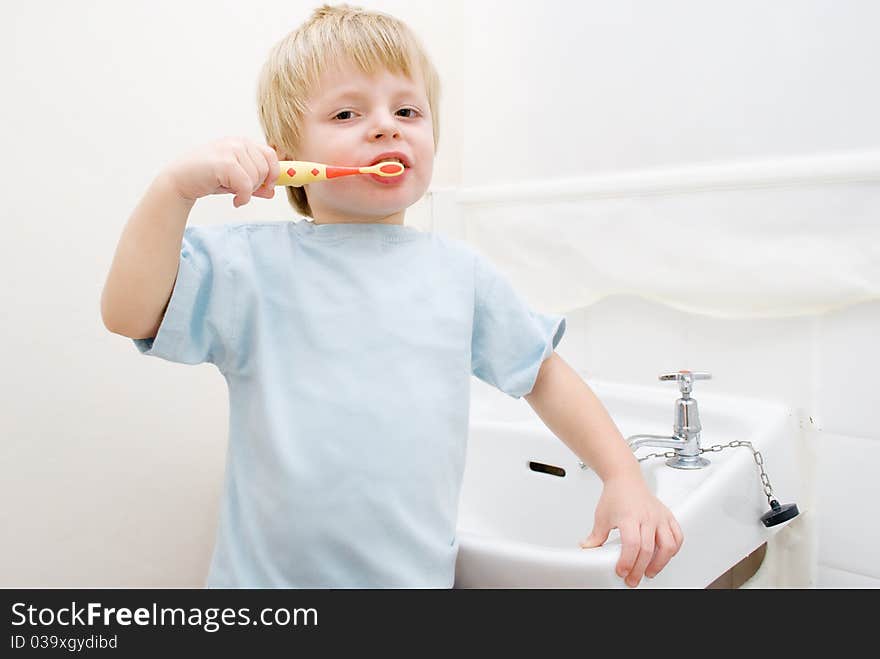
left=528, top=461, right=566, bottom=477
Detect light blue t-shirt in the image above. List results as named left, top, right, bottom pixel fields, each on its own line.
left=133, top=219, right=565, bottom=588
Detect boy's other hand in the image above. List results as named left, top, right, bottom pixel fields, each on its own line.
left=164, top=136, right=280, bottom=207
left=579, top=476, right=684, bottom=588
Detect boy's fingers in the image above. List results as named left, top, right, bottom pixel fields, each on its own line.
left=670, top=517, right=684, bottom=551
left=242, top=143, right=268, bottom=191
left=625, top=524, right=655, bottom=588
left=644, top=524, right=676, bottom=579
left=616, top=521, right=640, bottom=581
left=227, top=163, right=253, bottom=207
left=579, top=523, right=610, bottom=549
left=262, top=144, right=280, bottom=186
left=233, top=148, right=259, bottom=194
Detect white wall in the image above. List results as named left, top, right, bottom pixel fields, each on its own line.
left=2, top=0, right=877, bottom=587
left=462, top=0, right=880, bottom=183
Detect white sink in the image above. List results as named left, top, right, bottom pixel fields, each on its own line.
left=454, top=378, right=805, bottom=588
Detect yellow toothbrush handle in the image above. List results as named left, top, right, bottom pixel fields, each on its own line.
left=274, top=160, right=403, bottom=186
left=275, top=161, right=329, bottom=187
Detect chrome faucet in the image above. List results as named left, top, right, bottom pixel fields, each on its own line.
left=627, top=371, right=712, bottom=469
left=578, top=370, right=713, bottom=471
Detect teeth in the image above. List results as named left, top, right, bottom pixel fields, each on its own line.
left=378, top=158, right=404, bottom=166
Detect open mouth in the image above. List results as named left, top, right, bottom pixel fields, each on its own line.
left=369, top=155, right=410, bottom=169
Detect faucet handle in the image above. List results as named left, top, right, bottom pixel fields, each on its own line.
left=659, top=370, right=711, bottom=396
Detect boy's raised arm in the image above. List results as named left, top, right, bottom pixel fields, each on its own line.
left=100, top=137, right=279, bottom=339
left=100, top=173, right=195, bottom=339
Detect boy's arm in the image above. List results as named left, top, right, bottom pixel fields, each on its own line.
left=524, top=352, right=683, bottom=587
left=101, top=137, right=278, bottom=340
left=100, top=173, right=196, bottom=339
left=523, top=352, right=642, bottom=484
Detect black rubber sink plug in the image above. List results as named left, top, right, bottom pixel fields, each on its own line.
left=760, top=499, right=799, bottom=527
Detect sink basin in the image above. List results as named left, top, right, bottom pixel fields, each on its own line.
left=454, top=378, right=805, bottom=588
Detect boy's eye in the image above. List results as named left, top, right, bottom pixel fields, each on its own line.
left=332, top=108, right=419, bottom=121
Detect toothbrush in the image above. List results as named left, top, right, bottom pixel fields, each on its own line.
left=274, top=160, right=405, bottom=187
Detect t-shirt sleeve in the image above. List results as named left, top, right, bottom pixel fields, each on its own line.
left=470, top=251, right=566, bottom=398
left=132, top=224, right=236, bottom=371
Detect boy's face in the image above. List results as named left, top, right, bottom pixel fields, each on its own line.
left=295, top=61, right=435, bottom=224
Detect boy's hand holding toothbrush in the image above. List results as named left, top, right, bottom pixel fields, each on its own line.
left=162, top=136, right=406, bottom=208
left=164, top=137, right=280, bottom=208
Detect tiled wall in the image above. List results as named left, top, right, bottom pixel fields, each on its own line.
left=551, top=294, right=880, bottom=587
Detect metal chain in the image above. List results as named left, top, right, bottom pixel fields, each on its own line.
left=637, top=440, right=775, bottom=505
left=635, top=450, right=676, bottom=463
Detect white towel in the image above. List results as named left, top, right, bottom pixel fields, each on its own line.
left=442, top=153, right=880, bottom=319
left=462, top=184, right=880, bottom=319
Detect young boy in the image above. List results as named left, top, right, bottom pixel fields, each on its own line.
left=101, top=3, right=682, bottom=588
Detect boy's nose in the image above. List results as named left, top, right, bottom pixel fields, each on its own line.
left=371, top=127, right=400, bottom=140
left=370, top=116, right=401, bottom=140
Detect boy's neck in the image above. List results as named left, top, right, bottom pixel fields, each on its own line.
left=311, top=219, right=404, bottom=225
left=311, top=210, right=406, bottom=226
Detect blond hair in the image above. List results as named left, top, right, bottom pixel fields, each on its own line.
left=256, top=3, right=441, bottom=218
